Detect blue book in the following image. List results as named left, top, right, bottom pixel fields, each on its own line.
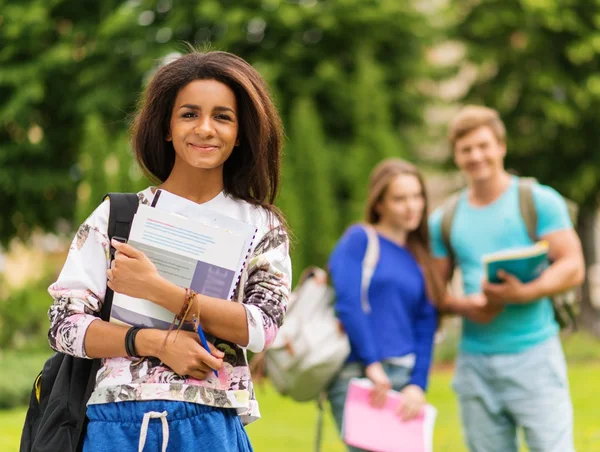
left=483, top=241, right=549, bottom=284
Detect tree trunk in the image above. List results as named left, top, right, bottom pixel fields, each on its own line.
left=576, top=208, right=600, bottom=337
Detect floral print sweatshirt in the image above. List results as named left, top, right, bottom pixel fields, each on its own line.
left=47, top=187, right=291, bottom=424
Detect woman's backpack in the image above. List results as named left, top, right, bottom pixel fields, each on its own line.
left=263, top=225, right=380, bottom=402
left=19, top=193, right=139, bottom=452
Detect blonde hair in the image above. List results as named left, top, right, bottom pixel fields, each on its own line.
left=364, top=159, right=445, bottom=308
left=448, top=105, right=506, bottom=148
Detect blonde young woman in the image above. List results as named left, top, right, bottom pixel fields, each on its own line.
left=327, top=159, right=444, bottom=451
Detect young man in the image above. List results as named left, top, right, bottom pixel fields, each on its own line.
left=429, top=105, right=584, bottom=452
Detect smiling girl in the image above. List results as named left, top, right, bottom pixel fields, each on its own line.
left=47, top=50, right=291, bottom=452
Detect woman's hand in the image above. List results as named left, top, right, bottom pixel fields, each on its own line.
left=365, top=362, right=391, bottom=408
left=106, top=239, right=162, bottom=301
left=156, top=330, right=224, bottom=380
left=398, top=384, right=426, bottom=421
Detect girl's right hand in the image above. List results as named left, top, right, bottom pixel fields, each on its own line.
left=365, top=362, right=391, bottom=408
left=156, top=330, right=224, bottom=380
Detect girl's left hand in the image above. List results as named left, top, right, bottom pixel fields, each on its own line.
left=106, top=238, right=161, bottom=300
left=397, top=384, right=426, bottom=421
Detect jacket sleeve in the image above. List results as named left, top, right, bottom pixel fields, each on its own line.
left=241, top=224, right=292, bottom=353
left=47, top=200, right=111, bottom=359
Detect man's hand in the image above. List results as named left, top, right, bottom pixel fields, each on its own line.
left=482, top=270, right=535, bottom=305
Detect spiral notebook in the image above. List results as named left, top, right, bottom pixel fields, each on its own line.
left=343, top=378, right=437, bottom=452
left=151, top=188, right=257, bottom=292
left=109, top=192, right=257, bottom=330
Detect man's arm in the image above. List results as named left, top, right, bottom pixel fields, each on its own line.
left=434, top=257, right=502, bottom=323
left=428, top=207, right=501, bottom=323
left=540, top=228, right=586, bottom=293
left=483, top=228, right=585, bottom=304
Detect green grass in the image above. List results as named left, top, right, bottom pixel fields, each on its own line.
left=0, top=350, right=50, bottom=409
left=2, top=364, right=599, bottom=452
left=0, top=407, right=29, bottom=451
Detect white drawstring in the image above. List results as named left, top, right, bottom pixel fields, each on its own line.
left=138, top=410, right=169, bottom=452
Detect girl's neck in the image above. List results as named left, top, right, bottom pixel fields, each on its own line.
left=469, top=171, right=512, bottom=207
left=158, top=163, right=224, bottom=205
left=373, top=221, right=408, bottom=246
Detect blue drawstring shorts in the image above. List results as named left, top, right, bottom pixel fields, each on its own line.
left=83, top=400, right=253, bottom=452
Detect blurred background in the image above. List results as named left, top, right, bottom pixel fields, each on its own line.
left=1, top=0, right=599, bottom=450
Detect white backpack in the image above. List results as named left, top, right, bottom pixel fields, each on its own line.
left=265, top=225, right=380, bottom=402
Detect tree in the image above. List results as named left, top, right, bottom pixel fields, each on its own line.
left=285, top=97, right=338, bottom=271
left=1, top=0, right=434, bottom=285
left=0, top=0, right=155, bottom=244
left=451, top=0, right=600, bottom=334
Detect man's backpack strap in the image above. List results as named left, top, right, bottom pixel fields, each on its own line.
left=360, top=224, right=380, bottom=314
left=517, top=178, right=538, bottom=243
left=78, top=193, right=139, bottom=451
left=440, top=181, right=540, bottom=266
left=516, top=179, right=580, bottom=330
left=440, top=192, right=461, bottom=270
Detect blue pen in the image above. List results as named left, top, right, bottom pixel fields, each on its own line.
left=194, top=318, right=219, bottom=378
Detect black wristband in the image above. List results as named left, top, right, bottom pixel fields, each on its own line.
left=124, top=327, right=142, bottom=358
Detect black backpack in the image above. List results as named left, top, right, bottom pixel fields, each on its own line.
left=20, top=193, right=139, bottom=452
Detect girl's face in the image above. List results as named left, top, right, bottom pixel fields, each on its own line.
left=375, top=174, right=425, bottom=233
left=167, top=79, right=239, bottom=175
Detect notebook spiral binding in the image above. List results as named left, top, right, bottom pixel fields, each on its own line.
left=232, top=228, right=258, bottom=302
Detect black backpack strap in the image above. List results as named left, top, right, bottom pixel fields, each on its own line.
left=101, top=193, right=140, bottom=321
left=77, top=193, right=139, bottom=452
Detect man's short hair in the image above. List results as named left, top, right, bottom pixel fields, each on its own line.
left=448, top=105, right=506, bottom=149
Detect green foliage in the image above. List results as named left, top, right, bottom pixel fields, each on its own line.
left=0, top=351, right=50, bottom=409
left=450, top=0, right=600, bottom=209
left=285, top=97, right=338, bottom=271
left=74, top=115, right=148, bottom=223
left=0, top=0, right=143, bottom=244
left=1, top=0, right=433, bottom=283
left=0, top=279, right=54, bottom=351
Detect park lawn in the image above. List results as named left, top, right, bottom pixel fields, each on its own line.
left=2, top=364, right=598, bottom=451
left=0, top=406, right=29, bottom=451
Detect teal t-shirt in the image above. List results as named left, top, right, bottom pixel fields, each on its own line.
left=429, top=177, right=572, bottom=354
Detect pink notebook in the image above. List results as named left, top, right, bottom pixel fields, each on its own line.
left=343, top=378, right=437, bottom=452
